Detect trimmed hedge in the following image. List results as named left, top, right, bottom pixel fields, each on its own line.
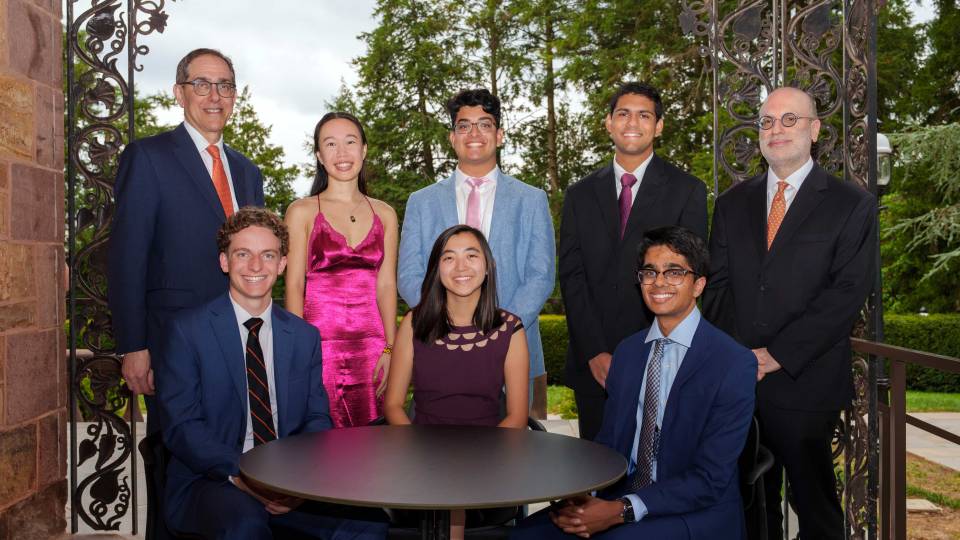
left=539, top=313, right=960, bottom=391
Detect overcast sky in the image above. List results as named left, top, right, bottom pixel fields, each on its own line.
left=93, top=0, right=937, bottom=196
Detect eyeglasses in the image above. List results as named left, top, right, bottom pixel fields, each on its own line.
left=637, top=268, right=699, bottom=285
left=178, top=79, right=237, bottom=98
left=453, top=120, right=497, bottom=134
left=757, top=112, right=816, bottom=130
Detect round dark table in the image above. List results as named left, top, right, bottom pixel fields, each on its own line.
left=239, top=425, right=626, bottom=539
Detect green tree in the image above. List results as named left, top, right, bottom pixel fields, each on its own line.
left=876, top=0, right=926, bottom=130
left=916, top=1, right=960, bottom=124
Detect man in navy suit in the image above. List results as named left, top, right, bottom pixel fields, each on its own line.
left=156, top=207, right=387, bottom=539
left=513, top=226, right=755, bottom=539
left=108, top=48, right=264, bottom=426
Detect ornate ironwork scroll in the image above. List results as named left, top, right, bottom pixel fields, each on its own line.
left=678, top=1, right=879, bottom=538
left=67, top=0, right=174, bottom=533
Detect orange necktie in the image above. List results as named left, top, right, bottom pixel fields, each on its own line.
left=206, top=144, right=234, bottom=217
left=766, top=181, right=788, bottom=249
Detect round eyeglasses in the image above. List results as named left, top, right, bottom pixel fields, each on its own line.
left=757, top=112, right=816, bottom=130
left=178, top=79, right=237, bottom=98
left=637, top=268, right=699, bottom=286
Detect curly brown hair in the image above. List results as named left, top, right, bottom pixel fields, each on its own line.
left=216, top=206, right=289, bottom=256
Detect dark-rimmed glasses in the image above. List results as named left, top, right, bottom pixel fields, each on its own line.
left=178, top=79, right=237, bottom=98
left=637, top=268, right=699, bottom=286
left=757, top=112, right=816, bottom=130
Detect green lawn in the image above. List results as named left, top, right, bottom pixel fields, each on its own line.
left=548, top=387, right=960, bottom=418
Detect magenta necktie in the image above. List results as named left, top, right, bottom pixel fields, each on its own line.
left=619, top=173, right=638, bottom=238
left=466, top=177, right=487, bottom=229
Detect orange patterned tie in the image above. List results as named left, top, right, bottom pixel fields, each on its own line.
left=206, top=144, right=234, bottom=217
left=766, top=181, right=788, bottom=249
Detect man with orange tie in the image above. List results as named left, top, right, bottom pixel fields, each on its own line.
left=108, top=48, right=264, bottom=432
left=703, top=87, right=876, bottom=539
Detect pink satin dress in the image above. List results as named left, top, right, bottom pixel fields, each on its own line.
left=302, top=199, right=386, bottom=428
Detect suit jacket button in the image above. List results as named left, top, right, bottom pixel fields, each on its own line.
left=759, top=284, right=766, bottom=291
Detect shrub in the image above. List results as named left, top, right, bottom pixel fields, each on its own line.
left=537, top=313, right=960, bottom=391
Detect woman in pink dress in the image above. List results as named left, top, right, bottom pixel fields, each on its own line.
left=285, top=112, right=398, bottom=428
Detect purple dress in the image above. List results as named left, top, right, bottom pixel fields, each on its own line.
left=303, top=199, right=385, bottom=428
left=412, top=311, right=524, bottom=426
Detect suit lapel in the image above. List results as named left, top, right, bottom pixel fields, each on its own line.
left=618, top=340, right=651, bottom=457
left=660, top=322, right=710, bottom=436
left=437, top=175, right=459, bottom=228
left=622, top=155, right=668, bottom=243
left=224, top=145, right=249, bottom=207
left=272, top=305, right=293, bottom=435
left=210, top=294, right=247, bottom=405
left=590, top=164, right=621, bottom=242
left=487, top=173, right=515, bottom=248
left=172, top=124, right=227, bottom=220
left=745, top=175, right=768, bottom=260
left=765, top=165, right=827, bottom=262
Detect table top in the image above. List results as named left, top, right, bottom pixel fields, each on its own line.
left=239, top=424, right=627, bottom=510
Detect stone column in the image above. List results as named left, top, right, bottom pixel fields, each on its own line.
left=0, top=0, right=68, bottom=538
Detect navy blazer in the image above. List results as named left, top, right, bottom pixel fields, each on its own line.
left=595, top=317, right=755, bottom=538
left=703, top=165, right=876, bottom=410
left=156, top=293, right=332, bottom=531
left=108, top=124, right=264, bottom=353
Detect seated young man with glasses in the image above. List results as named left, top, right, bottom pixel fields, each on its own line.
left=512, top=226, right=756, bottom=540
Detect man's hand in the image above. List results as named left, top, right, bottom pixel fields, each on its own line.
left=374, top=351, right=391, bottom=398
left=753, top=347, right=782, bottom=381
left=122, top=349, right=155, bottom=395
left=231, top=475, right=304, bottom=515
left=588, top=353, right=613, bottom=388
left=549, top=495, right=623, bottom=538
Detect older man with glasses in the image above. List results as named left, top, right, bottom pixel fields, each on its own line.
left=108, top=48, right=265, bottom=435
left=703, top=86, right=877, bottom=539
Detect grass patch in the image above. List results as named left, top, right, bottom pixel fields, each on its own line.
left=547, top=385, right=578, bottom=419
left=907, top=452, right=960, bottom=509
left=906, top=391, right=960, bottom=412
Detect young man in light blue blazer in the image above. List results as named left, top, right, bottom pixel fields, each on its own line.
left=397, top=88, right=555, bottom=410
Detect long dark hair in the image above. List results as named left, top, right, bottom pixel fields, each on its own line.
left=309, top=111, right=368, bottom=196
left=412, top=225, right=502, bottom=344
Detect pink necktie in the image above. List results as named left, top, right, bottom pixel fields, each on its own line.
left=619, top=173, right=638, bottom=238
left=466, top=177, right=487, bottom=229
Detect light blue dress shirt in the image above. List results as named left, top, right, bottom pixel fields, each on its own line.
left=624, top=307, right=701, bottom=521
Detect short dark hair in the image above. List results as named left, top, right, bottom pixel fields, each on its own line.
left=412, top=225, right=502, bottom=344
left=310, top=111, right=369, bottom=196
left=217, top=207, right=289, bottom=256
left=447, top=88, right=502, bottom=128
left=608, top=81, right=664, bottom=120
left=637, top=226, right=709, bottom=278
left=176, top=48, right=236, bottom=83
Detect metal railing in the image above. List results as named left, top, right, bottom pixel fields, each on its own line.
left=851, top=338, right=960, bottom=540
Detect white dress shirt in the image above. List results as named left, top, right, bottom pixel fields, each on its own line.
left=182, top=121, right=238, bottom=213
left=765, top=157, right=814, bottom=217
left=613, top=153, right=655, bottom=201
left=455, top=166, right=499, bottom=238
left=229, top=297, right=279, bottom=453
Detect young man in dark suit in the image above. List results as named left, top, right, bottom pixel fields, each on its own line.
left=156, top=207, right=387, bottom=539
left=513, top=226, right=755, bottom=539
left=108, top=48, right=264, bottom=429
left=703, top=86, right=876, bottom=539
left=560, top=82, right=707, bottom=440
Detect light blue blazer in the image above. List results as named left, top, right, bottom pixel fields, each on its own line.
left=398, top=171, right=556, bottom=377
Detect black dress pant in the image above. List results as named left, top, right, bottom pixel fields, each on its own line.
left=757, top=406, right=844, bottom=540
left=574, top=389, right=606, bottom=441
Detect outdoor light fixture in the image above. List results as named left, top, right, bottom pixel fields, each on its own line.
left=877, top=133, right=892, bottom=189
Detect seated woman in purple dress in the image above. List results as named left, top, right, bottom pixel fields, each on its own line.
left=384, top=224, right=529, bottom=540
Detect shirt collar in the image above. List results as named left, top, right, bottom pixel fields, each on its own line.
left=766, top=156, right=814, bottom=193
left=613, top=152, right=654, bottom=185
left=455, top=166, right=499, bottom=189
left=645, top=306, right=700, bottom=349
left=182, top=120, right=225, bottom=154
left=229, top=294, right=273, bottom=331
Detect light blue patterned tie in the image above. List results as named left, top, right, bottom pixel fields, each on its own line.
left=632, top=338, right=667, bottom=489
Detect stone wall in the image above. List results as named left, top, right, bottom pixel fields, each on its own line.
left=0, top=0, right=68, bottom=538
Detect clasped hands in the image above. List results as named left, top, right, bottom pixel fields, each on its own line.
left=549, top=495, right=623, bottom=538
left=231, top=474, right=304, bottom=515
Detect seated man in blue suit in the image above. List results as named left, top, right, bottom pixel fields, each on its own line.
left=512, top=226, right=756, bottom=539
left=156, top=207, right=387, bottom=539
left=398, top=88, right=555, bottom=413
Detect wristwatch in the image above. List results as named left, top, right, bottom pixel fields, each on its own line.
left=618, top=497, right=635, bottom=523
